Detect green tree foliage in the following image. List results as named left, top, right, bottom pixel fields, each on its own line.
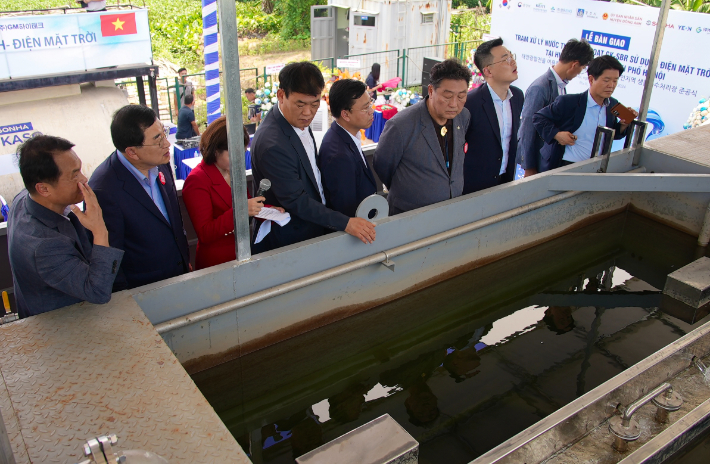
left=276, top=0, right=326, bottom=39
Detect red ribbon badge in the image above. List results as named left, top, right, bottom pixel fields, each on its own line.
left=158, top=172, right=166, bottom=185
left=464, top=143, right=468, bottom=154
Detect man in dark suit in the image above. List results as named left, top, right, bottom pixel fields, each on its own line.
left=533, top=55, right=638, bottom=172
left=463, top=38, right=524, bottom=195
left=89, top=105, right=190, bottom=291
left=8, top=135, right=123, bottom=318
left=250, top=62, right=376, bottom=252
left=517, top=39, right=594, bottom=177
left=319, top=79, right=377, bottom=217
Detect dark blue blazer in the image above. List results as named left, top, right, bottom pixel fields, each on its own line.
left=250, top=105, right=350, bottom=253
left=318, top=121, right=377, bottom=218
left=89, top=151, right=190, bottom=291
left=532, top=91, right=627, bottom=172
left=463, top=83, right=524, bottom=195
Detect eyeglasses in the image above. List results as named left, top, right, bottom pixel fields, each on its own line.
left=349, top=105, right=375, bottom=114
left=139, top=125, right=171, bottom=148
left=488, top=52, right=517, bottom=67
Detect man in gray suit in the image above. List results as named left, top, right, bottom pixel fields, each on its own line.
left=517, top=39, right=594, bottom=177
left=8, top=135, right=123, bottom=318
left=374, top=59, right=471, bottom=215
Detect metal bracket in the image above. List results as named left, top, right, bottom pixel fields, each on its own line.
left=626, top=120, right=648, bottom=166
left=381, top=251, right=395, bottom=272
left=591, top=126, right=616, bottom=173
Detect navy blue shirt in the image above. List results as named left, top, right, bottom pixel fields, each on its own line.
left=176, top=105, right=197, bottom=139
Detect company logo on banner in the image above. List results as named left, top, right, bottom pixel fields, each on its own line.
left=0, top=9, right=152, bottom=80
left=491, top=0, right=710, bottom=141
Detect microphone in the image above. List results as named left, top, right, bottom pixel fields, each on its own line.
left=256, top=179, right=271, bottom=197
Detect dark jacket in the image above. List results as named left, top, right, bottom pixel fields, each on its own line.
left=7, top=190, right=124, bottom=318
left=532, top=91, right=627, bottom=172
left=250, top=105, right=350, bottom=252
left=89, top=151, right=190, bottom=290
left=463, top=83, right=524, bottom=195
left=517, top=68, right=562, bottom=170
left=319, top=121, right=377, bottom=217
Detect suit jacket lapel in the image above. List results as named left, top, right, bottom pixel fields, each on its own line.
left=275, top=105, right=320, bottom=191
left=547, top=68, right=560, bottom=100
left=334, top=122, right=376, bottom=185
left=481, top=84, right=502, bottom=146
left=572, top=92, right=589, bottom=132
left=156, top=165, right=180, bottom=228
left=204, top=163, right=232, bottom=209
left=111, top=152, right=171, bottom=228
left=419, top=100, right=449, bottom=174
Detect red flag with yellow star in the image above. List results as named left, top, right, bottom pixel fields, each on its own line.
left=100, top=13, right=137, bottom=37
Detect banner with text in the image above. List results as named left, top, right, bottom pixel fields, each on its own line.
left=491, top=0, right=710, bottom=140
left=0, top=9, right=152, bottom=80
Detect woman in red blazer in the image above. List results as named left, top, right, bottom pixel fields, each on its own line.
left=183, top=116, right=282, bottom=269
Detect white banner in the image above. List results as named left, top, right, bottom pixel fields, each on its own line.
left=491, top=0, right=710, bottom=141
left=0, top=10, right=152, bottom=80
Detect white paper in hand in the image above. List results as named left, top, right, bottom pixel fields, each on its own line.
left=256, top=207, right=291, bottom=226
left=254, top=208, right=291, bottom=244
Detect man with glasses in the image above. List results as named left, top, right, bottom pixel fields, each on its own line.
left=374, top=59, right=471, bottom=215
left=517, top=39, right=594, bottom=177
left=89, top=105, right=190, bottom=290
left=250, top=62, right=377, bottom=252
left=319, top=79, right=378, bottom=217
left=463, top=38, right=524, bottom=195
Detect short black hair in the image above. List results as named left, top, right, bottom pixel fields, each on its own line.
left=588, top=55, right=625, bottom=80
left=474, top=37, right=504, bottom=71
left=329, top=79, right=368, bottom=119
left=429, top=58, right=471, bottom=89
left=184, top=94, right=194, bottom=105
left=199, top=116, right=250, bottom=165
left=244, top=88, right=255, bottom=94
left=177, top=67, right=187, bottom=74
left=110, top=105, right=157, bottom=152
left=559, top=39, right=595, bottom=66
left=17, top=135, right=75, bottom=194
left=278, top=61, right=325, bottom=97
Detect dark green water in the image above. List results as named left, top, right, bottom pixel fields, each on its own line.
left=192, top=212, right=710, bottom=464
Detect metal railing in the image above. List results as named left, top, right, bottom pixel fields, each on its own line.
left=342, top=50, right=400, bottom=84
left=401, top=40, right=482, bottom=87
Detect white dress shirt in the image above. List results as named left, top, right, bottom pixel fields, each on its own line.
left=290, top=122, right=326, bottom=204
left=336, top=122, right=368, bottom=167
left=487, top=85, right=514, bottom=175
left=550, top=67, right=568, bottom=96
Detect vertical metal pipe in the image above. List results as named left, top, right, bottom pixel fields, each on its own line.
left=638, top=0, right=671, bottom=123
left=698, top=202, right=710, bottom=247
left=217, top=0, right=251, bottom=261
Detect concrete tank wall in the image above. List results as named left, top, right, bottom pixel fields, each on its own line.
left=0, top=83, right=129, bottom=205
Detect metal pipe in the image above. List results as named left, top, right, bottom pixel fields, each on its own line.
left=698, top=201, right=710, bottom=247
left=217, top=0, right=251, bottom=262
left=638, top=0, right=671, bottom=123
left=622, top=382, right=672, bottom=426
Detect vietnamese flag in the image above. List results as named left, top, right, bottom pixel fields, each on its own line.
left=100, top=13, right=137, bottom=37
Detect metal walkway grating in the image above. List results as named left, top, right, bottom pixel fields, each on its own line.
left=0, top=292, right=249, bottom=463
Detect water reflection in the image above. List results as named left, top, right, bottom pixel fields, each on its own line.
left=192, top=213, right=709, bottom=464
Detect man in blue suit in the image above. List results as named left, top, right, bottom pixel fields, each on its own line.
left=517, top=39, right=594, bottom=177
left=250, top=62, right=376, bottom=252
left=319, top=79, right=378, bottom=217
left=89, top=105, right=190, bottom=291
left=463, top=38, right=524, bottom=195
left=533, top=55, right=638, bottom=172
